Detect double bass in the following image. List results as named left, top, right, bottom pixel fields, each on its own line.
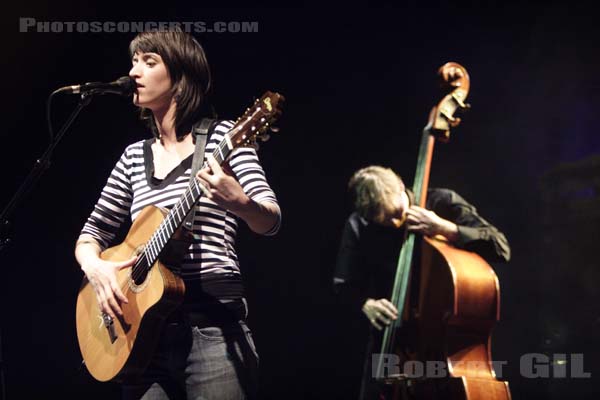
left=375, top=63, right=511, bottom=399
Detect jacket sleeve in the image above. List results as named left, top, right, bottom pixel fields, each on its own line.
left=333, top=215, right=370, bottom=311
left=429, top=189, right=511, bottom=263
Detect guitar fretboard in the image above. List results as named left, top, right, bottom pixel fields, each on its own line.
left=140, top=130, right=236, bottom=268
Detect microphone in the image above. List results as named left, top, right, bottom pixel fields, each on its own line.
left=56, top=76, right=135, bottom=96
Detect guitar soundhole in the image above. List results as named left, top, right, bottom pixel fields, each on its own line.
left=133, top=269, right=149, bottom=285
left=128, top=261, right=153, bottom=293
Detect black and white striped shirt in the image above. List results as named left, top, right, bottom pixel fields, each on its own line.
left=81, top=120, right=280, bottom=298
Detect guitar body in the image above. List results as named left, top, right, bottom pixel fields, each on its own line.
left=76, top=206, right=185, bottom=382
left=406, top=236, right=510, bottom=399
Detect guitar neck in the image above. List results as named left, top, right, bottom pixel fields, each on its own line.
left=142, top=131, right=236, bottom=265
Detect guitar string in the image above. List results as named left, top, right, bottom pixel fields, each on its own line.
left=119, top=137, right=232, bottom=292
left=96, top=114, right=268, bottom=317
left=126, top=142, right=227, bottom=283
left=108, top=114, right=271, bottom=318
left=128, top=141, right=228, bottom=281
left=126, top=184, right=198, bottom=285
left=127, top=139, right=232, bottom=286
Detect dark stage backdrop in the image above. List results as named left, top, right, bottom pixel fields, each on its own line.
left=2, top=4, right=600, bottom=400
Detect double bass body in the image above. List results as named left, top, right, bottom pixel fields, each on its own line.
left=404, top=236, right=511, bottom=399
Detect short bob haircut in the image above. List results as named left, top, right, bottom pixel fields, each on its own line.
left=129, top=28, right=213, bottom=140
left=348, top=165, right=405, bottom=224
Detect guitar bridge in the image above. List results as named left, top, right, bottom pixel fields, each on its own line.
left=102, top=313, right=118, bottom=344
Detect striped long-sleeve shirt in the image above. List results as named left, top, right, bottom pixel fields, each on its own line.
left=81, top=120, right=281, bottom=300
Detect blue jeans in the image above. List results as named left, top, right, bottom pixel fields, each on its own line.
left=122, top=317, right=259, bottom=399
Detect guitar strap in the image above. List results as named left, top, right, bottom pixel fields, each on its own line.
left=183, top=118, right=216, bottom=232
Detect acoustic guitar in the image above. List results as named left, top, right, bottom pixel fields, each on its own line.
left=76, top=91, right=284, bottom=382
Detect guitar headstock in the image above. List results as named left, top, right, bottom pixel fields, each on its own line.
left=424, top=62, right=471, bottom=142
left=229, top=91, right=285, bottom=148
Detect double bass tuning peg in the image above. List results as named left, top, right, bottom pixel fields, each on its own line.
left=451, top=92, right=471, bottom=111
left=440, top=108, right=461, bottom=126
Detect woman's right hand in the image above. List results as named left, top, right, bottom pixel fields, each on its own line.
left=80, top=256, right=137, bottom=320
left=362, top=298, right=399, bottom=330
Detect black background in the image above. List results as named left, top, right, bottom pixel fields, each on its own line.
left=2, top=3, right=600, bottom=399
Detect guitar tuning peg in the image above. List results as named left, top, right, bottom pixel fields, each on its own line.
left=269, top=126, right=280, bottom=133
left=260, top=134, right=271, bottom=142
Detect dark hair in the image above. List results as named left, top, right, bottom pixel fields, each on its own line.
left=129, top=29, right=213, bottom=140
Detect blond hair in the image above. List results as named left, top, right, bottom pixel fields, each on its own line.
left=348, top=166, right=405, bottom=223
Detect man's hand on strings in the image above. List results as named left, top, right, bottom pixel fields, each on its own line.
left=405, top=205, right=459, bottom=242
left=362, top=298, right=398, bottom=330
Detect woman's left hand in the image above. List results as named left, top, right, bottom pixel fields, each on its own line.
left=196, top=154, right=250, bottom=213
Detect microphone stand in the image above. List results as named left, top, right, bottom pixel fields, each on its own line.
left=0, top=328, right=4, bottom=400
left=0, top=91, right=93, bottom=400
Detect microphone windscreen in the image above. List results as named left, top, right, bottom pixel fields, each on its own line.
left=116, top=76, right=136, bottom=96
